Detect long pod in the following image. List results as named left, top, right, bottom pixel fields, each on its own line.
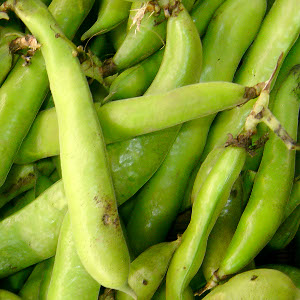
left=116, top=239, right=181, bottom=300
left=47, top=213, right=100, bottom=300
left=0, top=0, right=95, bottom=187
left=126, top=0, right=265, bottom=257
left=201, top=0, right=300, bottom=161
left=210, top=66, right=299, bottom=284
left=81, top=0, right=131, bottom=40
left=3, top=0, right=133, bottom=294
left=166, top=145, right=247, bottom=299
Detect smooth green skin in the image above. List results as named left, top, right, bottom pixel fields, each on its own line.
left=201, top=0, right=300, bottom=161
left=191, top=0, right=226, bottom=36
left=204, top=269, right=300, bottom=299
left=166, top=146, right=246, bottom=299
left=0, top=290, right=21, bottom=300
left=0, top=180, right=67, bottom=278
left=116, top=239, right=180, bottom=300
left=145, top=6, right=202, bottom=94
left=0, top=160, right=55, bottom=209
left=284, top=180, right=300, bottom=220
left=216, top=67, right=300, bottom=280
left=0, top=266, right=33, bottom=293
left=37, top=257, right=54, bottom=300
left=109, top=20, right=127, bottom=51
left=0, top=26, right=21, bottom=86
left=241, top=169, right=256, bottom=208
left=191, top=148, right=224, bottom=204
left=260, top=265, right=300, bottom=289
left=119, top=196, right=136, bottom=225
left=51, top=156, right=61, bottom=178
left=153, top=283, right=194, bottom=300
left=0, top=0, right=95, bottom=188
left=17, top=81, right=254, bottom=153
left=105, top=49, right=164, bottom=102
left=202, top=177, right=243, bottom=281
left=47, top=213, right=100, bottom=300
left=81, top=0, right=131, bottom=40
left=112, top=0, right=194, bottom=71
left=268, top=206, right=300, bottom=250
left=9, top=0, right=132, bottom=293
left=18, top=259, right=50, bottom=300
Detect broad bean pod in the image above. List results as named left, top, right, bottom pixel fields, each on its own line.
left=81, top=0, right=131, bottom=40
left=3, top=0, right=133, bottom=294
left=166, top=144, right=247, bottom=299
left=0, top=290, right=21, bottom=300
left=203, top=269, right=300, bottom=299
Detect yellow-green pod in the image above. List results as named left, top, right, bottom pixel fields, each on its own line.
left=203, top=269, right=300, bottom=299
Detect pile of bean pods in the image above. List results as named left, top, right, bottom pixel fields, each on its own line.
left=0, top=0, right=299, bottom=299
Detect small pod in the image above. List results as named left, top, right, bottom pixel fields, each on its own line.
left=203, top=269, right=300, bottom=300
left=116, top=238, right=181, bottom=300
left=81, top=0, right=131, bottom=40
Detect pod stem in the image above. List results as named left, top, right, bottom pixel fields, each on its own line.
left=194, top=270, right=220, bottom=296
left=244, top=53, right=298, bottom=150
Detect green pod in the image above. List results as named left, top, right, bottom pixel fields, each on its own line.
left=17, top=81, right=259, bottom=153
left=18, top=259, right=51, bottom=300
left=0, top=266, right=33, bottom=293
left=109, top=0, right=194, bottom=72
left=81, top=0, right=131, bottom=40
left=202, top=177, right=243, bottom=281
left=214, top=66, right=300, bottom=281
left=284, top=180, right=300, bottom=220
left=47, top=213, right=100, bottom=300
left=0, top=0, right=95, bottom=187
left=201, top=0, right=300, bottom=161
left=7, top=0, right=132, bottom=294
left=37, top=257, right=54, bottom=300
left=190, top=0, right=226, bottom=36
left=105, top=49, right=164, bottom=102
left=0, top=26, right=22, bottom=86
left=0, top=290, right=21, bottom=300
left=116, top=239, right=181, bottom=300
left=0, top=180, right=67, bottom=278
left=153, top=283, right=194, bottom=300
left=203, top=269, right=300, bottom=300
left=268, top=206, right=300, bottom=250
left=241, top=169, right=256, bottom=208
left=166, top=146, right=247, bottom=299
left=259, top=264, right=300, bottom=289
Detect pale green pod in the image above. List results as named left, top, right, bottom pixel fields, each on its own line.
left=203, top=269, right=300, bottom=300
